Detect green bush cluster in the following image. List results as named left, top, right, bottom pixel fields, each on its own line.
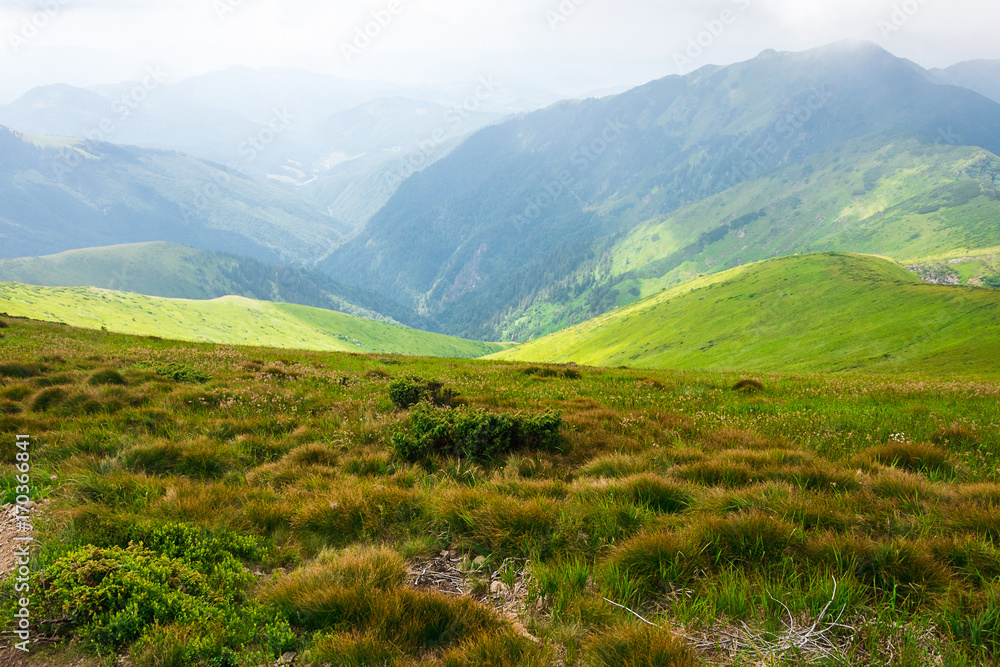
left=137, top=362, right=210, bottom=384
left=388, top=376, right=458, bottom=409
left=392, top=405, right=562, bottom=463
left=37, top=525, right=291, bottom=665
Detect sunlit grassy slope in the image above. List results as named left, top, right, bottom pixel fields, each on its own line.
left=495, top=253, right=1000, bottom=375
left=0, top=283, right=503, bottom=358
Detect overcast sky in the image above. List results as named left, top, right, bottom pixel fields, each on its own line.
left=1, top=0, right=999, bottom=102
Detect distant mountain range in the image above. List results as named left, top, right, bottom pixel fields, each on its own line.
left=0, top=127, right=347, bottom=263
left=4, top=42, right=1000, bottom=357
left=0, top=68, right=542, bottom=230
left=324, top=41, right=1000, bottom=339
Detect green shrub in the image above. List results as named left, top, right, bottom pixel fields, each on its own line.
left=139, top=362, right=210, bottom=383
left=88, top=368, right=127, bottom=386
left=41, top=544, right=237, bottom=649
left=388, top=376, right=457, bottom=409
left=521, top=366, right=560, bottom=378
left=392, top=405, right=562, bottom=464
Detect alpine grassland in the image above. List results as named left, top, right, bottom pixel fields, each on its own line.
left=0, top=282, right=503, bottom=359
left=496, top=253, right=1000, bottom=376
left=2, top=314, right=1000, bottom=666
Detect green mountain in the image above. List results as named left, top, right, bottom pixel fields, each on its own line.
left=0, top=127, right=346, bottom=263
left=498, top=138, right=1000, bottom=340
left=322, top=41, right=1000, bottom=341
left=493, top=253, right=1000, bottom=376
left=0, top=282, right=502, bottom=358
left=0, top=242, right=434, bottom=329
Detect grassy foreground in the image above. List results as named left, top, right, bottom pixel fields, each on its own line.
left=2, top=318, right=1000, bottom=665
left=496, top=253, right=1000, bottom=376
left=0, top=282, right=502, bottom=359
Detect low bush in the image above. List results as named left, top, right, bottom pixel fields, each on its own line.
left=139, top=362, right=210, bottom=384
left=389, top=376, right=458, bottom=409
left=521, top=366, right=560, bottom=378
left=40, top=542, right=258, bottom=651
left=392, top=405, right=562, bottom=464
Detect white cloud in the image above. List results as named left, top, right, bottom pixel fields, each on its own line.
left=0, top=0, right=997, bottom=101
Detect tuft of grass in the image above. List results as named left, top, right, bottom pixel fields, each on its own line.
left=266, top=547, right=504, bottom=657
left=733, top=378, right=765, bottom=393
left=586, top=623, right=698, bottom=667
left=0, top=362, right=42, bottom=378
left=31, top=386, right=67, bottom=411
left=866, top=441, right=955, bottom=475
left=121, top=438, right=236, bottom=479
left=933, top=423, right=979, bottom=448
left=616, top=475, right=695, bottom=514
left=88, top=368, right=127, bottom=386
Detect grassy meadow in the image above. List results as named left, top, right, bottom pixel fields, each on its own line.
left=2, top=316, right=1000, bottom=665
left=497, top=253, right=1000, bottom=377
left=0, top=282, right=502, bottom=359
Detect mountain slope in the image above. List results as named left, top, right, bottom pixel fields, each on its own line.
left=322, top=41, right=1000, bottom=340
left=494, top=253, right=1000, bottom=376
left=932, top=60, right=1000, bottom=104
left=0, top=242, right=434, bottom=329
left=0, top=283, right=501, bottom=358
left=496, top=138, right=1000, bottom=340
left=0, top=127, right=346, bottom=263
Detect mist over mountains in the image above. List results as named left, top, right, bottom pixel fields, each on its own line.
left=3, top=40, right=1000, bottom=341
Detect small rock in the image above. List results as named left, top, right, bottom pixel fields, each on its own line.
left=490, top=581, right=507, bottom=595
left=278, top=651, right=297, bottom=665
left=472, top=555, right=487, bottom=569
